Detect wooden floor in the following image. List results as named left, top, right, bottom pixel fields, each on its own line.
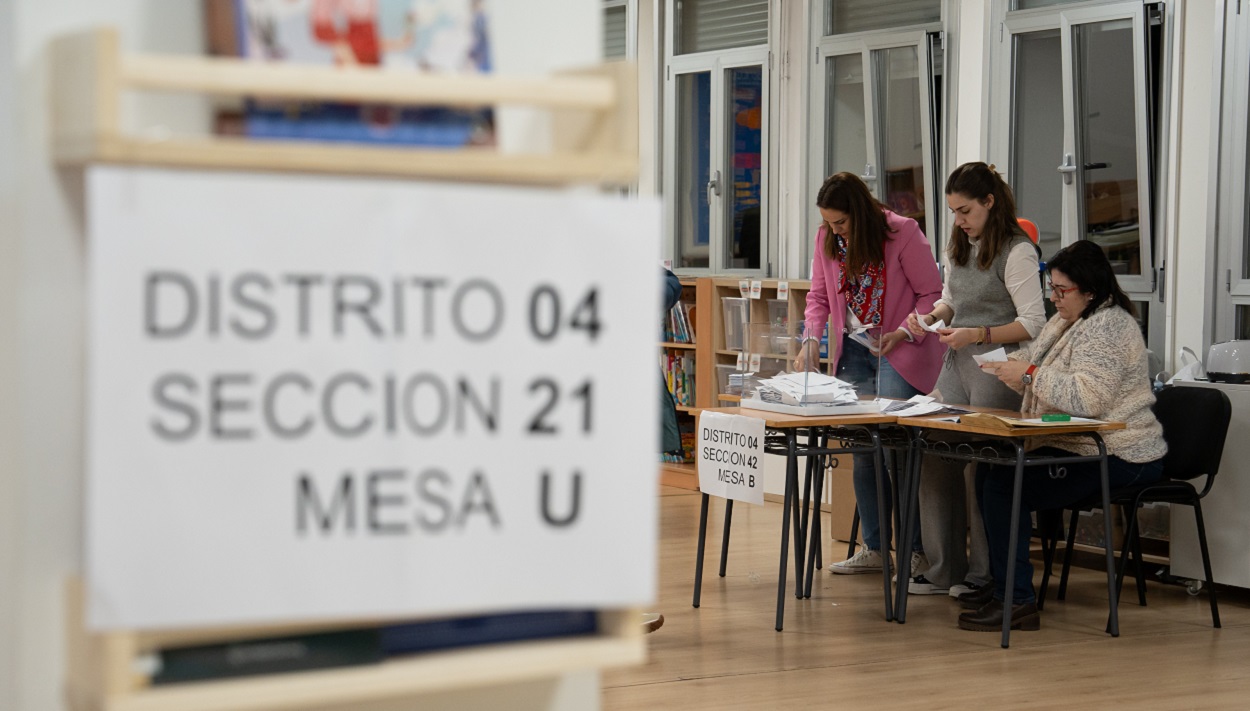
left=603, top=487, right=1250, bottom=709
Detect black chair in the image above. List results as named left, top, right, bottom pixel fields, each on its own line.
left=1037, top=386, right=1231, bottom=628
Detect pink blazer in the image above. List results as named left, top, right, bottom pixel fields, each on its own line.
left=803, top=210, right=945, bottom=393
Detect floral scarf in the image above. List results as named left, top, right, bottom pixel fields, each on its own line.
left=835, top=234, right=886, bottom=328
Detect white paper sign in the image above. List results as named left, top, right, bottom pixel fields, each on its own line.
left=86, top=166, right=660, bottom=629
left=697, top=412, right=765, bottom=505
left=738, top=279, right=750, bottom=297
left=749, top=281, right=762, bottom=299
left=777, top=281, right=789, bottom=300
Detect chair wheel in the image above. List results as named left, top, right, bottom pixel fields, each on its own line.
left=1186, top=580, right=1203, bottom=596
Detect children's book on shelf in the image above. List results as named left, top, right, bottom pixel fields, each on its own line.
left=218, top=0, right=495, bottom=147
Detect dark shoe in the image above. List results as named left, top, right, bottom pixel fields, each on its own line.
left=957, top=584, right=994, bottom=610
left=957, top=599, right=1040, bottom=632
left=641, top=613, right=665, bottom=633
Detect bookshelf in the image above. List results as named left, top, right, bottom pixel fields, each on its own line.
left=50, top=28, right=637, bottom=186
left=53, top=25, right=645, bottom=711
left=65, top=581, right=641, bottom=711
left=659, top=277, right=710, bottom=490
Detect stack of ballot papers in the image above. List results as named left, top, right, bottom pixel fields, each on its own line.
left=755, top=372, right=860, bottom=407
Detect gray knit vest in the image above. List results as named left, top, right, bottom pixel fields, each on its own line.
left=948, top=232, right=1035, bottom=329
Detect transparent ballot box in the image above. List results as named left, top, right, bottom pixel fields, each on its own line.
left=721, top=297, right=749, bottom=351
left=738, top=323, right=881, bottom=416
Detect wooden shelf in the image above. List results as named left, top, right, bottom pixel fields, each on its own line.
left=50, top=28, right=638, bottom=186
left=660, top=342, right=697, bottom=349
left=65, top=581, right=643, bottom=711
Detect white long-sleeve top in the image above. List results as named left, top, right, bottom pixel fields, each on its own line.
left=932, top=240, right=1047, bottom=339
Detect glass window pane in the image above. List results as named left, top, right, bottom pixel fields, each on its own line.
left=1236, top=306, right=1250, bottom=340
left=724, top=66, right=763, bottom=270
left=1014, top=0, right=1082, bottom=9
left=825, top=0, right=940, bottom=36
left=825, top=53, right=869, bottom=181
left=1242, top=72, right=1250, bottom=281
left=874, top=46, right=927, bottom=234
left=1011, top=29, right=1063, bottom=263
left=604, top=5, right=627, bottom=60
left=1075, top=19, right=1143, bottom=276
left=675, top=0, right=768, bottom=55
left=676, top=72, right=712, bottom=269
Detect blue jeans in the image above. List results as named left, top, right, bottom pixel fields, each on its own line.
left=976, top=448, right=1163, bottom=604
left=835, top=336, right=923, bottom=553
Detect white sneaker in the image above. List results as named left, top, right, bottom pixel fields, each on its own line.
left=949, top=580, right=985, bottom=598
left=907, top=575, right=949, bottom=595
left=828, top=548, right=884, bottom=575
left=911, top=551, right=930, bottom=576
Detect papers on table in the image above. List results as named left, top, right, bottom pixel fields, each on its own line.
left=755, top=371, right=859, bottom=407
left=972, top=347, right=1008, bottom=367
left=959, top=412, right=1105, bottom=430
left=878, top=395, right=971, bottom=417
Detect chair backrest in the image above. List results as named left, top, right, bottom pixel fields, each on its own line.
left=1153, top=386, right=1232, bottom=483
left=1017, top=218, right=1040, bottom=244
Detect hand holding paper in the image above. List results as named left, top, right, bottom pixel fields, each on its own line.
left=971, top=347, right=1008, bottom=367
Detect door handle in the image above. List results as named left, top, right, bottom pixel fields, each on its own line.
left=706, top=169, right=721, bottom=203
left=1057, top=153, right=1077, bottom=185
left=860, top=164, right=877, bottom=183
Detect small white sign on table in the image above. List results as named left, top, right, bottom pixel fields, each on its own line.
left=697, top=412, right=766, bottom=505
left=86, top=166, right=660, bottom=630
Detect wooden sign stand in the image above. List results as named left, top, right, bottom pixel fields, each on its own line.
left=53, top=26, right=644, bottom=711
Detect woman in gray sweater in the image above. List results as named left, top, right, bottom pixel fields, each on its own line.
left=961, top=240, right=1166, bottom=632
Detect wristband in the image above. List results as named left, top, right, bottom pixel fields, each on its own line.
left=986, top=326, right=992, bottom=344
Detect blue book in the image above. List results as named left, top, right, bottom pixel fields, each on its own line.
left=380, top=609, right=598, bottom=656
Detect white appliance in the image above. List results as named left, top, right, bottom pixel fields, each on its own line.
left=1170, top=380, right=1250, bottom=588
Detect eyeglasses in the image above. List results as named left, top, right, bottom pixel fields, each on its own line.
left=1048, top=281, right=1077, bottom=299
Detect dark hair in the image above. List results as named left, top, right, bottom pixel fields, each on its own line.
left=944, top=162, right=1026, bottom=269
left=815, top=172, right=894, bottom=277
left=1045, top=240, right=1136, bottom=319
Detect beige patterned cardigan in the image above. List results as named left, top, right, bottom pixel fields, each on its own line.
left=1006, top=303, right=1167, bottom=463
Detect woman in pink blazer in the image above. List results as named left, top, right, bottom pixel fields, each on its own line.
left=797, top=172, right=945, bottom=575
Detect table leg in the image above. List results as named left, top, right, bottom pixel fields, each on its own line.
left=1001, top=443, right=1026, bottom=648
left=1095, top=435, right=1120, bottom=637
left=871, top=427, right=894, bottom=622
left=693, top=493, right=710, bottom=608
left=775, top=430, right=798, bottom=631
left=794, top=432, right=817, bottom=599
left=719, top=500, right=734, bottom=577
left=895, top=433, right=923, bottom=623
left=804, top=433, right=827, bottom=599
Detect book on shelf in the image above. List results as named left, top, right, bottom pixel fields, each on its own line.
left=146, top=608, right=598, bottom=685
left=662, top=351, right=695, bottom=407
left=664, top=300, right=695, bottom=344
left=210, top=0, right=496, bottom=147
left=149, top=628, right=384, bottom=685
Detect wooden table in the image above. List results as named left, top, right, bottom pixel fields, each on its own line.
left=893, top=408, right=1126, bottom=647
left=692, top=407, right=897, bottom=630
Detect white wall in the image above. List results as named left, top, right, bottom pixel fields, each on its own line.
left=2, top=0, right=22, bottom=705
left=4, top=3, right=205, bottom=709
left=1166, top=1, right=1222, bottom=365
left=952, top=0, right=990, bottom=167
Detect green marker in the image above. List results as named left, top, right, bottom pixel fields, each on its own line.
left=1041, top=413, right=1071, bottom=422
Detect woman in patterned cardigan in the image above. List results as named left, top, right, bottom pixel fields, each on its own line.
left=960, top=239, right=1166, bottom=632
